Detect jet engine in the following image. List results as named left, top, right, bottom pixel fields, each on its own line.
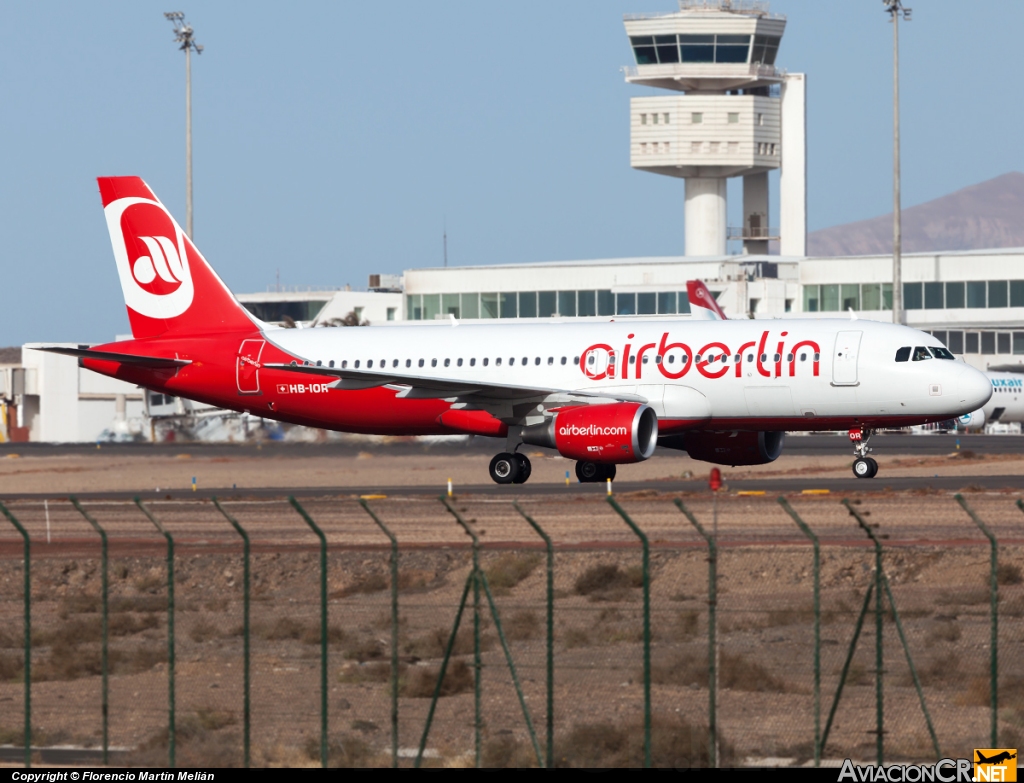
left=957, top=409, right=987, bottom=431
left=521, top=402, right=658, bottom=463
left=662, top=430, right=785, bottom=466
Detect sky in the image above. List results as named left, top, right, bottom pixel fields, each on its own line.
left=2, top=1, right=1023, bottom=345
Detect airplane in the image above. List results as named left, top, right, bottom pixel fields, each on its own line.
left=958, top=371, right=1024, bottom=430
left=40, top=177, right=992, bottom=483
left=975, top=751, right=1016, bottom=765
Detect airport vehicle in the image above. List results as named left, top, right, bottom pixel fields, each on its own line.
left=42, top=177, right=991, bottom=482
left=959, top=371, right=1024, bottom=430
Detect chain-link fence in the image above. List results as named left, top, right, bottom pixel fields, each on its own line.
left=0, top=490, right=1020, bottom=768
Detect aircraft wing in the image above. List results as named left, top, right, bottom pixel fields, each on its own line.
left=35, top=346, right=191, bottom=368
left=265, top=362, right=647, bottom=403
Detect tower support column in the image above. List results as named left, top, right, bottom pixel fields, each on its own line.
left=780, top=73, right=807, bottom=257
left=742, top=172, right=770, bottom=255
left=685, top=178, right=727, bottom=257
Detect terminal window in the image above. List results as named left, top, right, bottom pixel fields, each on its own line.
left=692, top=113, right=703, bottom=124
left=728, top=113, right=739, bottom=124
left=406, top=290, right=690, bottom=320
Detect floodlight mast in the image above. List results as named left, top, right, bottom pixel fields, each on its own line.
left=885, top=0, right=910, bottom=325
left=164, top=12, right=203, bottom=240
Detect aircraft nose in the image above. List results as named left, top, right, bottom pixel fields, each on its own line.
left=957, top=367, right=992, bottom=409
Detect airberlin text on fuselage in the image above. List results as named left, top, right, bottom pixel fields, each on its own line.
left=579, top=330, right=821, bottom=382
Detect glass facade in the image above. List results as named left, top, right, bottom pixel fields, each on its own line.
left=927, top=330, right=1024, bottom=355
left=407, top=290, right=693, bottom=320
left=630, top=34, right=765, bottom=66
left=803, top=280, right=1024, bottom=313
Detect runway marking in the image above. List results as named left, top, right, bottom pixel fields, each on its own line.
left=801, top=489, right=831, bottom=495
left=737, top=490, right=766, bottom=496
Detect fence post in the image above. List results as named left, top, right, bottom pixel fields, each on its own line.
left=134, top=499, right=176, bottom=768
left=70, top=498, right=109, bottom=766
left=960, top=494, right=999, bottom=748
left=288, top=497, right=329, bottom=768
left=777, top=497, right=821, bottom=768
left=606, top=497, right=651, bottom=768
left=512, top=501, right=554, bottom=768
left=0, top=502, right=31, bottom=769
left=358, top=499, right=399, bottom=769
left=212, top=499, right=251, bottom=769
left=675, top=499, right=716, bottom=769
left=842, top=499, right=884, bottom=766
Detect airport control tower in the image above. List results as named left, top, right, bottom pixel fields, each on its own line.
left=624, top=0, right=806, bottom=256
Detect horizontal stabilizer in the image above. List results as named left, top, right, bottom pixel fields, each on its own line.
left=36, top=346, right=191, bottom=368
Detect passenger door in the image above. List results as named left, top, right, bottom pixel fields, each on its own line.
left=832, top=331, right=862, bottom=386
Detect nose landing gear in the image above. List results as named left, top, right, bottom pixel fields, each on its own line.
left=488, top=452, right=532, bottom=485
left=850, top=428, right=878, bottom=479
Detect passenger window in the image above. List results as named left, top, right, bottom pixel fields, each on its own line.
left=367, top=360, right=374, bottom=368
left=418, top=359, right=424, bottom=368
left=547, top=357, right=554, bottom=365
left=895, top=347, right=911, bottom=362
left=786, top=354, right=793, bottom=362
left=329, top=360, right=335, bottom=368
left=630, top=356, right=637, bottom=365
left=560, top=357, right=566, bottom=365
left=534, top=357, right=541, bottom=365
left=509, top=358, right=515, bottom=366
left=470, top=358, right=476, bottom=367
left=814, top=353, right=820, bottom=361
left=799, top=353, right=806, bottom=362
left=746, top=354, right=753, bottom=362
left=355, top=360, right=361, bottom=369
left=655, top=355, right=662, bottom=364
left=432, top=359, right=438, bottom=367
left=642, top=356, right=649, bottom=364
left=760, top=354, right=767, bottom=362
left=695, top=355, right=702, bottom=363
left=444, top=358, right=450, bottom=367
left=456, top=358, right=462, bottom=367
left=573, top=356, right=580, bottom=364
left=773, top=354, right=780, bottom=362
left=495, top=358, right=501, bottom=366
left=342, top=360, right=348, bottom=369
left=522, top=357, right=528, bottom=365
left=911, top=346, right=932, bottom=361
left=483, top=358, right=489, bottom=366
left=405, top=359, right=411, bottom=368
left=931, top=346, right=955, bottom=360
left=667, top=355, right=675, bottom=364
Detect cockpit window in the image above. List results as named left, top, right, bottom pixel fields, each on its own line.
left=930, top=346, right=955, bottom=360
left=895, top=346, right=911, bottom=362
left=911, top=346, right=932, bottom=361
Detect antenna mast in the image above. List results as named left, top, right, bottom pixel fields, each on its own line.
left=164, top=12, right=203, bottom=239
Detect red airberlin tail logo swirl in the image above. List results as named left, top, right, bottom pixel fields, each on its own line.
left=104, top=196, right=195, bottom=319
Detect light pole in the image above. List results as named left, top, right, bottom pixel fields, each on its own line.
left=885, top=0, right=911, bottom=325
left=165, top=12, right=203, bottom=240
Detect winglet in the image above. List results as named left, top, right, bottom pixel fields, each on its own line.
left=687, top=280, right=727, bottom=321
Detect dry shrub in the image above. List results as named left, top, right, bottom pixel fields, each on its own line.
left=302, top=625, right=347, bottom=647
left=901, top=652, right=960, bottom=688
left=555, top=715, right=724, bottom=768
left=342, top=636, right=384, bottom=662
left=111, top=644, right=168, bottom=675
left=574, top=564, right=643, bottom=600
left=34, top=619, right=101, bottom=647
left=334, top=572, right=388, bottom=598
left=483, top=734, right=539, bottom=768
left=0, top=653, right=23, bottom=682
left=403, top=627, right=494, bottom=659
left=504, top=610, right=540, bottom=641
left=926, top=620, right=961, bottom=644
left=134, top=572, right=165, bottom=593
left=402, top=659, right=473, bottom=698
left=486, top=553, right=541, bottom=592
left=204, top=597, right=230, bottom=613
left=189, top=619, right=220, bottom=643
left=58, top=594, right=100, bottom=618
left=936, top=588, right=989, bottom=607
left=128, top=713, right=242, bottom=768
left=957, top=676, right=1024, bottom=710
left=257, top=617, right=308, bottom=641
left=997, top=564, right=1023, bottom=586
left=302, top=734, right=375, bottom=767
left=34, top=641, right=102, bottom=681
left=110, top=596, right=166, bottom=614
left=650, top=651, right=790, bottom=693
left=197, top=709, right=237, bottom=732
left=563, top=628, right=590, bottom=649
left=109, top=612, right=160, bottom=637
left=338, top=661, right=395, bottom=685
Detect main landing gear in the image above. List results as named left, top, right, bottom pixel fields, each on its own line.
left=575, top=461, right=616, bottom=484
left=488, top=452, right=532, bottom=485
left=850, top=428, right=878, bottom=479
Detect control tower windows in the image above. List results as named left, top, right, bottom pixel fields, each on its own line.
left=631, top=34, right=753, bottom=65
left=728, top=113, right=740, bottom=124
left=691, top=112, right=703, bottom=124
left=751, top=35, right=781, bottom=66
left=655, top=35, right=679, bottom=64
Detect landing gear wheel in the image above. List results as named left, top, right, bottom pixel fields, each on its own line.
left=575, top=460, right=602, bottom=483
left=512, top=454, right=532, bottom=484
left=602, top=464, right=617, bottom=482
left=489, top=452, right=520, bottom=485
left=853, top=458, right=876, bottom=479
left=865, top=457, right=878, bottom=478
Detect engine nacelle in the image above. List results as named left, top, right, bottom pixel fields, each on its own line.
left=521, top=402, right=658, bottom=463
left=957, top=409, right=987, bottom=431
left=662, top=430, right=785, bottom=466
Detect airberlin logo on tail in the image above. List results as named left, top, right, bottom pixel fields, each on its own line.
left=105, top=197, right=194, bottom=319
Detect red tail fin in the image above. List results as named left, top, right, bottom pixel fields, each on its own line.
left=98, top=177, right=258, bottom=339
left=686, top=280, right=727, bottom=321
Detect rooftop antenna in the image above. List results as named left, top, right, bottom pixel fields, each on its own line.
left=164, top=12, right=203, bottom=239
left=884, top=0, right=911, bottom=325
